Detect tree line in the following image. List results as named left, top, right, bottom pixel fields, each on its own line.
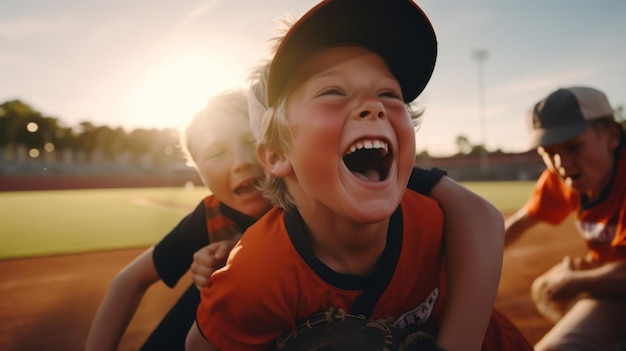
left=0, top=99, right=184, bottom=166
left=2, top=98, right=624, bottom=165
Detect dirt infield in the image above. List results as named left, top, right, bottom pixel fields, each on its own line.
left=0, top=214, right=587, bottom=351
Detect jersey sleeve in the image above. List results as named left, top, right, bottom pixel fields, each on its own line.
left=153, top=200, right=210, bottom=287
left=408, top=167, right=446, bottom=195
left=524, top=169, right=573, bottom=225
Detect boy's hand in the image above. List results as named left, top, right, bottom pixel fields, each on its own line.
left=191, top=239, right=238, bottom=290
left=531, top=256, right=580, bottom=322
left=571, top=252, right=602, bottom=270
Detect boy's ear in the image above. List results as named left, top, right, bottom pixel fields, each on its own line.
left=256, top=145, right=292, bottom=177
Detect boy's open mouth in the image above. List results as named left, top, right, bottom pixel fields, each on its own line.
left=343, top=138, right=392, bottom=182
left=234, top=179, right=260, bottom=196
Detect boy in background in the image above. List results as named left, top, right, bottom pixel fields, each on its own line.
left=86, top=90, right=272, bottom=351
left=505, top=86, right=626, bottom=350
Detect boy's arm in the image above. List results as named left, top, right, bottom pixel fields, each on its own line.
left=504, top=207, right=539, bottom=247
left=571, top=259, right=626, bottom=296
left=428, top=176, right=504, bottom=351
left=186, top=322, right=220, bottom=351
left=85, top=247, right=160, bottom=351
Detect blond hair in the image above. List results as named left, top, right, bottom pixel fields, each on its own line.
left=180, top=89, right=249, bottom=170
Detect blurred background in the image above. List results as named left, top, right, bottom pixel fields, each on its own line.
left=1, top=1, right=623, bottom=350
left=1, top=0, right=625, bottom=183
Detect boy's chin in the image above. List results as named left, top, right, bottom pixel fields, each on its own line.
left=344, top=199, right=400, bottom=222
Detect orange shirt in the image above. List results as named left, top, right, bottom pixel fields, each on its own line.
left=197, top=189, right=532, bottom=351
left=525, top=144, right=626, bottom=261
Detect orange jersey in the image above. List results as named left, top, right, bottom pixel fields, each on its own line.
left=196, top=189, right=532, bottom=351
left=524, top=144, right=626, bottom=261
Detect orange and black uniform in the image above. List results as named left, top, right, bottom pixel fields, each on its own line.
left=524, top=138, right=626, bottom=262
left=196, top=173, right=532, bottom=350
left=140, top=167, right=445, bottom=350
left=142, top=196, right=255, bottom=351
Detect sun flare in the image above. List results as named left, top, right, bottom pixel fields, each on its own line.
left=129, top=55, right=246, bottom=131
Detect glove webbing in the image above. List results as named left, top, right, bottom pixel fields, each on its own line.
left=274, top=307, right=395, bottom=350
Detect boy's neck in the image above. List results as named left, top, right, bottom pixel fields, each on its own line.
left=300, top=210, right=390, bottom=276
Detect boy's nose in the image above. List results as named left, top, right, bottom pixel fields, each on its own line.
left=356, top=98, right=386, bottom=120
left=359, top=110, right=384, bottom=119
left=232, top=145, right=255, bottom=171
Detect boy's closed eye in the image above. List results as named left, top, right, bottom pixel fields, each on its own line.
left=317, top=87, right=345, bottom=97
left=379, top=89, right=402, bottom=100
left=203, top=146, right=227, bottom=160
left=316, top=87, right=401, bottom=101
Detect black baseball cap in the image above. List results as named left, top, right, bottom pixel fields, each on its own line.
left=528, top=86, right=615, bottom=148
left=267, top=0, right=438, bottom=107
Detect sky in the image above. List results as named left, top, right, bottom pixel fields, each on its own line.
left=1, top=0, right=625, bottom=157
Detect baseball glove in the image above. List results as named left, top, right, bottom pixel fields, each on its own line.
left=272, top=307, right=445, bottom=351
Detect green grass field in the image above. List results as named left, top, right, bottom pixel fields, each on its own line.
left=462, top=181, right=535, bottom=214
left=0, top=181, right=535, bottom=260
left=0, top=187, right=208, bottom=260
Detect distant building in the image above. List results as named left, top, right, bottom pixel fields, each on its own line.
left=416, top=150, right=544, bottom=182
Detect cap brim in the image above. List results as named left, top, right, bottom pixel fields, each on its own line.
left=528, top=122, right=591, bottom=149
left=267, top=0, right=437, bottom=107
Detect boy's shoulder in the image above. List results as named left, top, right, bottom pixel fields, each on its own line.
left=238, top=207, right=290, bottom=251
left=221, top=208, right=304, bottom=289
left=246, top=206, right=285, bottom=231
left=400, top=189, right=444, bottom=239
left=402, top=188, right=443, bottom=211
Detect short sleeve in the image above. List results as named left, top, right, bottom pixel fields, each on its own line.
left=524, top=170, right=573, bottom=225
left=153, top=200, right=210, bottom=287
left=408, top=167, right=447, bottom=195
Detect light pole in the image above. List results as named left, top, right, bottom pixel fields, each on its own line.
left=472, top=49, right=488, bottom=170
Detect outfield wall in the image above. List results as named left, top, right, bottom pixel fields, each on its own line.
left=0, top=174, right=203, bottom=191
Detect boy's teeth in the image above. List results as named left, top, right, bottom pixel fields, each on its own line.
left=345, top=139, right=388, bottom=155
